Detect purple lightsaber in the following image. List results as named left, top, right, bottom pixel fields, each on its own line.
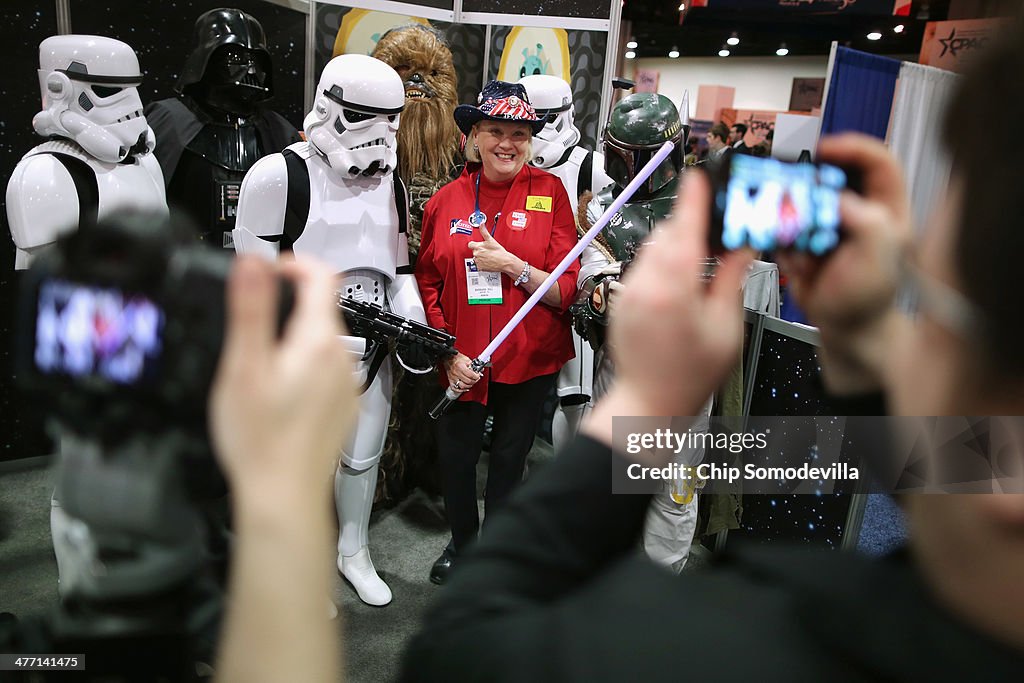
left=429, top=141, right=676, bottom=419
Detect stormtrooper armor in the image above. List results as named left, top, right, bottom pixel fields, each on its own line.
left=6, top=35, right=167, bottom=597
left=233, top=54, right=420, bottom=607
left=6, top=35, right=167, bottom=269
left=146, top=8, right=300, bottom=247
left=519, top=74, right=613, bottom=454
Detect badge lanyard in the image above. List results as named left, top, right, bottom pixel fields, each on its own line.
left=469, top=167, right=534, bottom=229
left=469, top=172, right=486, bottom=227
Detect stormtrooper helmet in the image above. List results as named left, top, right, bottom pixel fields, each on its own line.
left=518, top=74, right=580, bottom=168
left=303, top=54, right=404, bottom=177
left=32, top=35, right=152, bottom=164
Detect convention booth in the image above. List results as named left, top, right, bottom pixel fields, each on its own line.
left=0, top=0, right=921, bottom=556
left=0, top=0, right=624, bottom=466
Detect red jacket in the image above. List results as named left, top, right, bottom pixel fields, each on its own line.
left=415, top=163, right=579, bottom=404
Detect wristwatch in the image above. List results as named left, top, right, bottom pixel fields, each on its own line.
left=513, top=261, right=531, bottom=287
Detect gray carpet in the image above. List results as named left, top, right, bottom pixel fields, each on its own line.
left=0, top=440, right=555, bottom=683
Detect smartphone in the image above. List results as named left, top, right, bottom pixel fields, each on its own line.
left=709, top=154, right=854, bottom=256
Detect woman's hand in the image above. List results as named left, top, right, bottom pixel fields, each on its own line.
left=444, top=352, right=482, bottom=393
left=468, top=225, right=520, bottom=275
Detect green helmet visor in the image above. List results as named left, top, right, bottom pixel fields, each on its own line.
left=603, top=134, right=683, bottom=199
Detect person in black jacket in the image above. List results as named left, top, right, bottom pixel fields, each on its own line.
left=397, top=14, right=1024, bottom=682
left=729, top=122, right=751, bottom=154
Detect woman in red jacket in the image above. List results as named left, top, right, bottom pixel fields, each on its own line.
left=415, top=80, right=579, bottom=584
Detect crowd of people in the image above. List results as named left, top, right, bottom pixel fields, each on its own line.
left=209, top=12, right=1024, bottom=681
left=702, top=119, right=772, bottom=162
left=7, top=8, right=1024, bottom=682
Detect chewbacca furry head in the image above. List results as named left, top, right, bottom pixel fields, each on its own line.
left=372, top=25, right=460, bottom=184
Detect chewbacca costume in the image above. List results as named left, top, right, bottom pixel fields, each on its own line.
left=370, top=25, right=463, bottom=503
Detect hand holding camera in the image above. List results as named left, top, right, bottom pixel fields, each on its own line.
left=587, top=172, right=752, bottom=430
left=774, top=134, right=914, bottom=394
left=210, top=256, right=357, bottom=506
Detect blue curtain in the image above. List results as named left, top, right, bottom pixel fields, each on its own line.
left=781, top=47, right=901, bottom=324
left=821, top=47, right=901, bottom=139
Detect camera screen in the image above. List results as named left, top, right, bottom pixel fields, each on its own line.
left=34, top=279, right=165, bottom=386
left=719, top=155, right=846, bottom=256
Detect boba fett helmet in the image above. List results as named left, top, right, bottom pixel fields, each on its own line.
left=602, top=93, right=684, bottom=200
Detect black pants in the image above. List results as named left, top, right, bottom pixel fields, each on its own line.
left=436, top=373, right=556, bottom=554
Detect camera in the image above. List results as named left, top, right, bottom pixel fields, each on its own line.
left=15, top=212, right=242, bottom=438
left=5, top=213, right=282, bottom=679
left=707, top=154, right=860, bottom=256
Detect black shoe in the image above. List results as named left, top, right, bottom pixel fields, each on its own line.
left=429, top=548, right=456, bottom=585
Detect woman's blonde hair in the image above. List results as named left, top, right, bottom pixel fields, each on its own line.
left=464, top=122, right=533, bottom=163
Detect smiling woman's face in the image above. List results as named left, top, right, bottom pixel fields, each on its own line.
left=473, top=120, right=532, bottom=182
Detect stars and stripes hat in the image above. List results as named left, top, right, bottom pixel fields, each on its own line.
left=453, top=80, right=544, bottom=136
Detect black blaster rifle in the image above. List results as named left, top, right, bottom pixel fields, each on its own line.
left=337, top=296, right=457, bottom=394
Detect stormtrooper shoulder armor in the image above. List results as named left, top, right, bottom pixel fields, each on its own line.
left=6, top=152, right=81, bottom=267
left=235, top=144, right=305, bottom=237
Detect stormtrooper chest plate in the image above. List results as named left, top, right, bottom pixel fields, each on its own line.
left=29, top=140, right=167, bottom=218
left=292, top=160, right=400, bottom=279
left=93, top=154, right=168, bottom=218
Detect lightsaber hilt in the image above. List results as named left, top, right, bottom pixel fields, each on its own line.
left=428, top=358, right=488, bottom=420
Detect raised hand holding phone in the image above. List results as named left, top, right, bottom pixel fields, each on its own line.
left=708, top=153, right=856, bottom=256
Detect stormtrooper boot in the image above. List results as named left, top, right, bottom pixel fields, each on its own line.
left=335, top=462, right=392, bottom=606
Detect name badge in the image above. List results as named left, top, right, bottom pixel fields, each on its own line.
left=526, top=195, right=552, bottom=212
left=466, top=257, right=502, bottom=305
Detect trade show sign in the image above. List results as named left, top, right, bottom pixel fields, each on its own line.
left=919, top=18, right=1006, bottom=73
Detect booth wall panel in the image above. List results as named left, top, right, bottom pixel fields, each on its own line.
left=487, top=26, right=607, bottom=151
left=314, top=4, right=487, bottom=113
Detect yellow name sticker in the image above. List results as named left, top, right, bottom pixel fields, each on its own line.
left=526, top=195, right=552, bottom=212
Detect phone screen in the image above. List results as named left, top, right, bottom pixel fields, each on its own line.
left=713, top=155, right=847, bottom=256
left=34, top=278, right=165, bottom=386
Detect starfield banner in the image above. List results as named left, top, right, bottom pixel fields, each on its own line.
left=689, top=0, right=908, bottom=15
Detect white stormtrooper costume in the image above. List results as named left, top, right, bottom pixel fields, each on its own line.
left=518, top=75, right=613, bottom=455
left=233, top=54, right=424, bottom=607
left=6, top=35, right=167, bottom=270
left=5, top=36, right=168, bottom=596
